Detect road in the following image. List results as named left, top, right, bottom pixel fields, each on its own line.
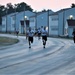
left=0, top=34, right=75, bottom=75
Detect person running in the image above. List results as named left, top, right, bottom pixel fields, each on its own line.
left=28, top=27, right=34, bottom=48
left=41, top=26, right=48, bottom=48
left=41, top=26, right=44, bottom=32
left=34, top=29, right=38, bottom=36
left=16, top=30, right=19, bottom=37
left=72, top=29, right=75, bottom=43
left=37, top=28, right=41, bottom=40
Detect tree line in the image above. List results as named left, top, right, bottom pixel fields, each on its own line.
left=71, top=3, right=75, bottom=8
left=0, top=2, right=33, bottom=24
left=0, top=3, right=75, bottom=24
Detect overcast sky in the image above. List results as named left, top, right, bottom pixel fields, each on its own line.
left=0, top=0, right=75, bottom=11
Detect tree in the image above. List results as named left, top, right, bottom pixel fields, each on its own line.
left=71, top=3, right=75, bottom=8
left=6, top=3, right=14, bottom=14
left=0, top=2, right=33, bottom=24
left=0, top=2, right=33, bottom=15
left=0, top=5, right=6, bottom=24
left=26, top=6, right=33, bottom=11
left=42, top=9, right=46, bottom=12
left=15, top=2, right=33, bottom=12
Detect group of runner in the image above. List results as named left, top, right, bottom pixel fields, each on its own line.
left=26, top=26, right=48, bottom=48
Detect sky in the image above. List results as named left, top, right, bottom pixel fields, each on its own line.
left=0, top=0, right=75, bottom=12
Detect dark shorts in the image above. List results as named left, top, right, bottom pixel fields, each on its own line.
left=16, top=31, right=19, bottom=34
left=42, top=36, right=47, bottom=41
left=34, top=32, right=38, bottom=35
left=38, top=33, right=41, bottom=36
left=28, top=37, right=33, bottom=43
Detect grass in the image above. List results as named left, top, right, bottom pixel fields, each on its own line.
left=0, top=37, right=19, bottom=46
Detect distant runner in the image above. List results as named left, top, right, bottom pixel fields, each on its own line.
left=27, top=27, right=34, bottom=48
left=41, top=27, right=48, bottom=48
left=37, top=28, right=41, bottom=40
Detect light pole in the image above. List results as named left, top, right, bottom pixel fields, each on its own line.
left=24, top=16, right=28, bottom=34
left=24, top=16, right=30, bottom=39
left=14, top=5, right=17, bottom=33
left=65, top=15, right=74, bottom=36
left=6, top=8, right=8, bottom=33
left=35, top=12, right=37, bottom=29
left=69, top=15, right=74, bottom=19
left=47, top=10, right=49, bottom=36
left=63, top=10, right=65, bottom=35
left=67, top=15, right=75, bottom=37
left=67, top=15, right=74, bottom=26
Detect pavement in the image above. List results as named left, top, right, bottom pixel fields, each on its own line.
left=0, top=34, right=75, bottom=75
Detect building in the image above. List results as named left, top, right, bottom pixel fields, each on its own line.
left=1, top=7, right=75, bottom=37
left=62, top=7, right=75, bottom=37
left=16, top=11, right=35, bottom=34
left=36, top=10, right=53, bottom=30
left=2, top=10, right=35, bottom=34
left=2, top=10, right=53, bottom=34
left=29, top=15, right=36, bottom=30
left=49, top=12, right=59, bottom=36
left=2, top=13, right=16, bottom=33
left=49, top=7, right=75, bottom=37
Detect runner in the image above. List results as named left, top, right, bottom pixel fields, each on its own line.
left=41, top=26, right=48, bottom=48
left=16, top=30, right=19, bottom=37
left=27, top=27, right=34, bottom=48
left=37, top=28, right=41, bottom=40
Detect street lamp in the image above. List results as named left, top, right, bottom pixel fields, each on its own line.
left=24, top=16, right=30, bottom=39
left=6, top=8, right=8, bottom=33
left=67, top=15, right=75, bottom=27
left=14, top=5, right=17, bottom=33
left=46, top=26, right=48, bottom=31
left=69, top=15, right=74, bottom=19
left=24, top=16, right=28, bottom=34
left=67, top=15, right=75, bottom=37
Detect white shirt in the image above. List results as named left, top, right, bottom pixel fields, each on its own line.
left=28, top=30, right=34, bottom=37
left=41, top=29, right=47, bottom=36
left=38, top=29, right=41, bottom=33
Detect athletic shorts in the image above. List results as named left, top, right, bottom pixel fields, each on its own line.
left=38, top=33, right=41, bottom=36
left=28, top=37, right=33, bottom=43
left=42, top=36, right=47, bottom=41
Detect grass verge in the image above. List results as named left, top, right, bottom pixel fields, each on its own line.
left=0, top=37, right=19, bottom=46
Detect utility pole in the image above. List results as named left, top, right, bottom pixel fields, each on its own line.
left=6, top=8, right=8, bottom=33
left=63, top=10, right=65, bottom=35
left=14, top=5, right=17, bottom=33
left=24, top=6, right=26, bottom=34
left=35, top=12, right=37, bottom=29
left=47, top=9, right=49, bottom=36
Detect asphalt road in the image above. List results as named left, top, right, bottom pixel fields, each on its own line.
left=0, top=34, right=75, bottom=75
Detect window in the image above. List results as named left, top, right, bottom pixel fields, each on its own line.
left=51, top=26, right=58, bottom=30
left=12, top=24, right=15, bottom=28
left=52, top=18, right=58, bottom=21
left=51, top=28, right=58, bottom=30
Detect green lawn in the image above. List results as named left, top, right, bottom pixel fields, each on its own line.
left=0, top=37, right=19, bottom=46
